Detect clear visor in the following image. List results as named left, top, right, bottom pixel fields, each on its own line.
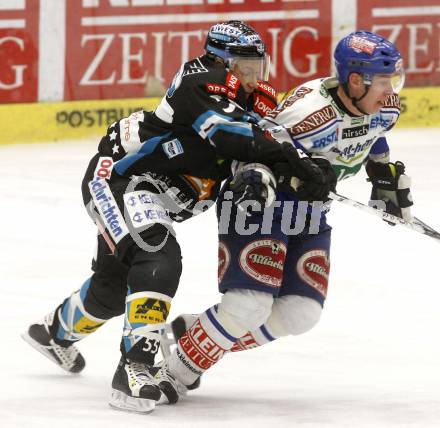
left=228, top=55, right=271, bottom=82
left=364, top=68, right=406, bottom=94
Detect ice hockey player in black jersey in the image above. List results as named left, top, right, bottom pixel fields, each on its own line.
left=22, top=20, right=331, bottom=414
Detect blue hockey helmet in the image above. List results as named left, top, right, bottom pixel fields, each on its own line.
left=334, top=31, right=405, bottom=93
left=205, top=20, right=270, bottom=80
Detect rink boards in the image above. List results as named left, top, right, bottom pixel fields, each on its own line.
left=1, top=86, right=439, bottom=145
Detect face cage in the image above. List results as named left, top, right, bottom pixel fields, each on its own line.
left=227, top=55, right=271, bottom=82
left=362, top=68, right=406, bottom=94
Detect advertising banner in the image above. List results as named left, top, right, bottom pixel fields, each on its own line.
left=1, top=0, right=440, bottom=129
left=358, top=0, right=440, bottom=87
left=65, top=0, right=331, bottom=100
left=0, top=0, right=38, bottom=103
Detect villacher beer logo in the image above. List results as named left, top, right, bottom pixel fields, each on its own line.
left=218, top=241, right=231, bottom=283
left=296, top=249, right=330, bottom=297
left=239, top=239, right=287, bottom=288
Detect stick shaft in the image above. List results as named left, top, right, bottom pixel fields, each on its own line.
left=328, top=191, right=440, bottom=242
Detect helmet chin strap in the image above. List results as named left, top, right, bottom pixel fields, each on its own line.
left=342, top=82, right=370, bottom=115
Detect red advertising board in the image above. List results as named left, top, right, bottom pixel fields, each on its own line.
left=0, top=1, right=39, bottom=103
left=65, top=0, right=332, bottom=100
left=1, top=0, right=440, bottom=104
left=358, top=0, right=440, bottom=87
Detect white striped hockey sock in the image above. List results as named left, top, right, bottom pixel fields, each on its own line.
left=168, top=305, right=238, bottom=386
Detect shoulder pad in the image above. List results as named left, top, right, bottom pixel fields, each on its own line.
left=256, top=81, right=277, bottom=100
left=289, top=105, right=338, bottom=136
left=266, top=85, right=313, bottom=119
left=252, top=82, right=277, bottom=117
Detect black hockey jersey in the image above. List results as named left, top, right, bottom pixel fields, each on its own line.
left=90, top=55, right=279, bottom=220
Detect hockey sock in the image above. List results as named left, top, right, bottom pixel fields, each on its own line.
left=230, top=303, right=286, bottom=352
left=122, top=290, right=171, bottom=365
left=168, top=305, right=243, bottom=386
left=230, top=325, right=277, bottom=352
left=54, top=278, right=108, bottom=344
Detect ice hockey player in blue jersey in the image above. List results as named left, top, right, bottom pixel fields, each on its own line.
left=149, top=31, right=415, bottom=406
left=21, top=20, right=330, bottom=414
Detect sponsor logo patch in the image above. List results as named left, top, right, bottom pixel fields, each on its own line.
left=89, top=178, right=129, bottom=243
left=162, top=138, right=184, bottom=159
left=342, top=124, right=369, bottom=139
left=206, top=72, right=239, bottom=100
left=349, top=35, right=377, bottom=54
left=296, top=249, right=330, bottom=297
left=182, top=58, right=208, bottom=76
left=311, top=128, right=338, bottom=148
left=128, top=297, right=170, bottom=324
left=93, top=156, right=114, bottom=179
left=257, top=81, right=276, bottom=98
left=179, top=318, right=227, bottom=370
left=123, top=190, right=172, bottom=228
left=336, top=138, right=374, bottom=163
left=370, top=115, right=391, bottom=130
left=253, top=93, right=276, bottom=117
left=230, top=332, right=258, bottom=352
left=383, top=94, right=401, bottom=109
left=122, top=111, right=143, bottom=143
left=206, top=83, right=236, bottom=100
left=218, top=241, right=230, bottom=283
left=226, top=72, right=239, bottom=92
left=351, top=116, right=365, bottom=125
left=239, top=239, right=287, bottom=288
left=290, top=105, right=337, bottom=135
left=74, top=317, right=104, bottom=334
left=267, top=86, right=312, bottom=119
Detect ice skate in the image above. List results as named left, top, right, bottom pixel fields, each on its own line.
left=21, top=311, right=85, bottom=374
left=150, top=360, right=187, bottom=404
left=109, top=357, right=161, bottom=414
left=160, top=314, right=201, bottom=391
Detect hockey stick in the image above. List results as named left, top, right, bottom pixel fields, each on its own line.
left=328, top=191, right=440, bottom=242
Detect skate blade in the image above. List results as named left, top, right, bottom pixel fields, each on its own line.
left=159, top=324, right=176, bottom=359
left=21, top=331, right=80, bottom=374
left=109, top=389, right=156, bottom=414
left=156, top=391, right=169, bottom=405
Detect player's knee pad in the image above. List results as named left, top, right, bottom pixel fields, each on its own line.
left=271, top=295, right=322, bottom=336
left=217, top=288, right=274, bottom=336
left=127, top=229, right=182, bottom=298
left=55, top=279, right=108, bottom=343
left=122, top=290, right=172, bottom=364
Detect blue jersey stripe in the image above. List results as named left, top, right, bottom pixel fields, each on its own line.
left=114, top=132, right=172, bottom=175
left=207, top=123, right=253, bottom=139
left=192, top=110, right=233, bottom=135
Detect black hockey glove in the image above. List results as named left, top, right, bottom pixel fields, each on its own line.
left=365, top=159, right=413, bottom=223
left=230, top=163, right=276, bottom=212
left=274, top=143, right=336, bottom=202
left=312, top=156, right=337, bottom=196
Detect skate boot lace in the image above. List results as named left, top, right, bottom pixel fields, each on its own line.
left=129, top=361, right=156, bottom=385
left=47, top=341, right=80, bottom=366
left=155, top=363, right=186, bottom=394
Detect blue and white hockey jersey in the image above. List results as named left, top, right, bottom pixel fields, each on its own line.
left=262, top=77, right=400, bottom=181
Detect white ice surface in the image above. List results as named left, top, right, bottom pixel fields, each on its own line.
left=1, top=129, right=440, bottom=427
